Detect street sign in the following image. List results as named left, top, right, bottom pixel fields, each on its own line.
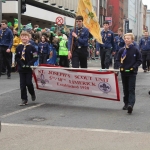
left=55, top=16, right=64, bottom=25
left=124, top=20, right=129, bottom=34
left=105, top=17, right=112, bottom=26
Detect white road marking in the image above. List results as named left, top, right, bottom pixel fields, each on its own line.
left=1, top=123, right=149, bottom=135
left=0, top=103, right=45, bottom=119
left=0, top=88, right=19, bottom=95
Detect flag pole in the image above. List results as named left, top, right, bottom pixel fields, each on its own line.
left=70, top=18, right=77, bottom=54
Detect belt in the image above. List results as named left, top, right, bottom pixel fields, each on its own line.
left=101, top=47, right=111, bottom=49
left=75, top=46, right=87, bottom=49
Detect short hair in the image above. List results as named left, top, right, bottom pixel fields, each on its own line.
left=76, top=15, right=83, bottom=21
left=103, top=21, right=109, bottom=25
left=20, top=31, right=30, bottom=37
left=1, top=19, right=8, bottom=24
left=124, top=33, right=135, bottom=40
left=118, top=27, right=123, bottom=32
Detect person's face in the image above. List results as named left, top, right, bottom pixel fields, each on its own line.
left=118, top=30, right=122, bottom=36
left=103, top=24, right=109, bottom=30
left=124, top=35, right=133, bottom=46
left=41, top=36, right=45, bottom=42
left=13, top=30, right=17, bottom=35
left=1, top=23, right=7, bottom=29
left=21, top=35, right=29, bottom=44
left=76, top=20, right=83, bottom=28
left=144, top=32, right=149, bottom=38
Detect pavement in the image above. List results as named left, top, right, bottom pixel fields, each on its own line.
left=0, top=63, right=150, bottom=150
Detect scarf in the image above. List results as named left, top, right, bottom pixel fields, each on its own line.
left=21, top=43, right=30, bottom=60
left=121, top=43, right=133, bottom=64
left=0, top=29, right=6, bottom=39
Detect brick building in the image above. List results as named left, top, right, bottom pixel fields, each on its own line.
left=107, top=0, right=124, bottom=33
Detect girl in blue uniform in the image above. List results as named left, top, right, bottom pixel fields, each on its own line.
left=38, top=35, right=50, bottom=64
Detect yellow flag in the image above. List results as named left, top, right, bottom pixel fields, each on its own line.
left=77, top=0, right=103, bottom=44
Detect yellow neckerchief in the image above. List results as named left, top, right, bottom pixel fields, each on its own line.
left=21, top=43, right=30, bottom=60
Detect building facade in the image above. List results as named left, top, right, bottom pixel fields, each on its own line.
left=146, top=10, right=150, bottom=32
left=143, top=5, right=147, bottom=32
left=124, top=0, right=143, bottom=41
left=107, top=0, right=124, bottom=33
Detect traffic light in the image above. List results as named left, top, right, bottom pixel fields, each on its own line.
left=21, top=0, right=26, bottom=13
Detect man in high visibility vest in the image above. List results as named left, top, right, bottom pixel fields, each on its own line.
left=58, top=35, right=69, bottom=67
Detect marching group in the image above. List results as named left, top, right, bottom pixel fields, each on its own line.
left=0, top=15, right=150, bottom=113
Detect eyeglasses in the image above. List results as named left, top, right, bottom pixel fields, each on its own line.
left=76, top=20, right=82, bottom=23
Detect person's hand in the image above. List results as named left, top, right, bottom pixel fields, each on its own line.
left=96, top=51, right=99, bottom=55
left=6, top=49, right=11, bottom=53
left=72, top=32, right=77, bottom=38
left=68, top=51, right=72, bottom=60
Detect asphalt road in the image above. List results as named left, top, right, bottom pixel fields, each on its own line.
left=0, top=61, right=150, bottom=150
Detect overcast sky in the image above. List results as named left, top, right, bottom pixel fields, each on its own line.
left=142, top=0, right=150, bottom=9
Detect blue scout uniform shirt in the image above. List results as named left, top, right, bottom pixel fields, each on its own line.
left=38, top=42, right=50, bottom=54
left=96, top=30, right=116, bottom=52
left=116, top=44, right=142, bottom=76
left=0, top=27, right=13, bottom=49
left=139, top=37, right=150, bottom=50
left=114, top=35, right=125, bottom=51
left=68, top=26, right=89, bottom=51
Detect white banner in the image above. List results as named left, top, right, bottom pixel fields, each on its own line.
left=33, top=66, right=120, bottom=101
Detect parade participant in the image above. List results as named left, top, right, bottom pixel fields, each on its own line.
left=38, top=35, right=50, bottom=64
left=96, top=21, right=116, bottom=69
left=58, top=34, right=69, bottom=67
left=15, top=31, right=38, bottom=106
left=0, top=20, right=13, bottom=78
left=139, top=31, right=150, bottom=72
left=114, top=27, right=125, bottom=69
left=116, top=33, right=142, bottom=114
left=47, top=37, right=57, bottom=65
left=11, top=29, right=20, bottom=68
left=68, top=15, right=89, bottom=68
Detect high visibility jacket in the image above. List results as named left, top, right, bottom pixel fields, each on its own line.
left=59, top=39, right=68, bottom=56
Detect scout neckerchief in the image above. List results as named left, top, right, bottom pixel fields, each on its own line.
left=21, top=43, right=30, bottom=60
left=0, top=28, right=6, bottom=39
left=145, top=37, right=148, bottom=45
left=74, top=26, right=83, bottom=46
left=118, top=35, right=123, bottom=46
left=40, top=42, right=46, bottom=53
left=103, top=30, right=109, bottom=43
left=77, top=26, right=83, bottom=37
left=121, top=43, right=133, bottom=64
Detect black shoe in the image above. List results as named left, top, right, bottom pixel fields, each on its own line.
left=7, top=73, right=11, bottom=79
left=19, top=100, right=28, bottom=106
left=31, top=95, right=36, bottom=101
left=1, top=72, right=6, bottom=75
left=127, top=105, right=133, bottom=114
left=122, top=104, right=128, bottom=110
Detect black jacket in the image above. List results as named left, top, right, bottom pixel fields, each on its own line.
left=15, top=44, right=38, bottom=73
left=116, top=45, right=142, bottom=76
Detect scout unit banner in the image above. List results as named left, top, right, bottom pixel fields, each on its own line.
left=32, top=66, right=120, bottom=101
left=77, top=0, right=103, bottom=44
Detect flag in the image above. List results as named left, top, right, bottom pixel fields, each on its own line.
left=77, top=0, right=103, bottom=44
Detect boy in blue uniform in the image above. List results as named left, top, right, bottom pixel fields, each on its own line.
left=68, top=15, right=89, bottom=68
left=114, top=27, right=125, bottom=69
left=116, top=33, right=142, bottom=114
left=15, top=31, right=38, bottom=106
left=0, top=20, right=13, bottom=78
left=139, top=31, right=150, bottom=72
left=96, top=21, right=116, bottom=69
